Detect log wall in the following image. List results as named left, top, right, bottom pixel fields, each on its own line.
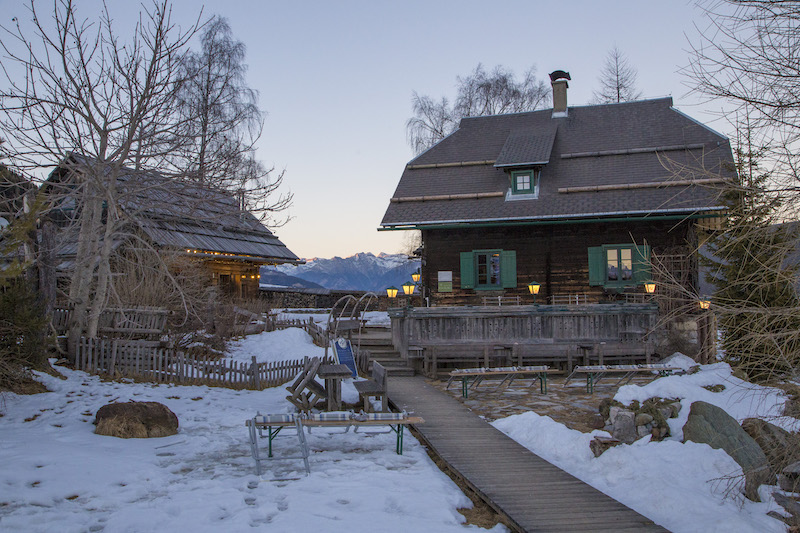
left=421, top=219, right=695, bottom=307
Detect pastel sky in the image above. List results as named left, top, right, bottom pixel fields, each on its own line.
left=4, top=1, right=729, bottom=259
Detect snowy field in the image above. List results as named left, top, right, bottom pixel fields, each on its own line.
left=1, top=326, right=797, bottom=532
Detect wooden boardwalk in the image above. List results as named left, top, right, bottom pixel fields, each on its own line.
left=388, top=376, right=669, bottom=533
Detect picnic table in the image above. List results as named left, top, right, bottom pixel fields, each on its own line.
left=446, top=365, right=561, bottom=398
left=318, top=363, right=352, bottom=411
left=563, top=363, right=681, bottom=394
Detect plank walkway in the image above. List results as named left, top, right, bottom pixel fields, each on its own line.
left=388, top=376, right=669, bottom=533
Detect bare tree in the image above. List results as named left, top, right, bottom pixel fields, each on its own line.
left=0, top=0, right=202, bottom=351
left=682, top=0, right=800, bottom=383
left=169, top=15, right=292, bottom=226
left=406, top=64, right=550, bottom=155
left=592, top=45, right=642, bottom=104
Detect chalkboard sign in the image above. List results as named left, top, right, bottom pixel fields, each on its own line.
left=332, top=337, right=358, bottom=378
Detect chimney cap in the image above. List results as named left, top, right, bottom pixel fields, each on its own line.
left=549, top=70, right=571, bottom=82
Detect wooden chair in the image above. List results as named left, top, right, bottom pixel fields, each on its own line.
left=285, top=357, right=326, bottom=412
left=353, top=361, right=388, bottom=412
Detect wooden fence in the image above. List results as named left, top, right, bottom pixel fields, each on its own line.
left=269, top=316, right=329, bottom=347
left=74, top=337, right=329, bottom=390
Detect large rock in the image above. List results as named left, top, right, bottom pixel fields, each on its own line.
left=94, top=401, right=179, bottom=438
left=683, top=401, right=771, bottom=500
left=742, top=418, right=800, bottom=471
left=610, top=410, right=638, bottom=444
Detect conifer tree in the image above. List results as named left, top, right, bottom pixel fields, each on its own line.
left=702, top=124, right=800, bottom=380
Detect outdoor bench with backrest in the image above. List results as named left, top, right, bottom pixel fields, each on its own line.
left=408, top=341, right=511, bottom=377
left=446, top=365, right=562, bottom=398
left=353, top=361, right=388, bottom=412
left=563, top=363, right=682, bottom=394
left=246, top=411, right=424, bottom=476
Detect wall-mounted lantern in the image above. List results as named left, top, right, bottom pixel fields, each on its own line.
left=644, top=281, right=656, bottom=294
left=527, top=281, right=541, bottom=304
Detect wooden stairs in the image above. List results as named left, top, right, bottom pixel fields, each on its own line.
left=354, top=325, right=415, bottom=377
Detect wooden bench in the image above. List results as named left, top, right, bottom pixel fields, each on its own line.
left=446, top=365, right=562, bottom=398
left=409, top=343, right=511, bottom=377
left=246, top=411, right=424, bottom=475
left=563, top=363, right=681, bottom=394
left=353, top=361, right=387, bottom=412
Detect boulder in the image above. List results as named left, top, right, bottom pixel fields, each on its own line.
left=741, top=418, right=800, bottom=471
left=683, top=401, right=771, bottom=500
left=94, top=401, right=178, bottom=438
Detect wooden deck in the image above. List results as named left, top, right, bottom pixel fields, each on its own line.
left=388, top=376, right=669, bottom=533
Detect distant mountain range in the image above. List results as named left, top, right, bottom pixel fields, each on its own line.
left=261, top=252, right=420, bottom=292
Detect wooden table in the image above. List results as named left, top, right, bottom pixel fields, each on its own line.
left=318, top=364, right=352, bottom=411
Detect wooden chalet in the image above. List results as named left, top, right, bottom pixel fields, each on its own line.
left=48, top=154, right=301, bottom=299
left=378, top=73, right=733, bottom=372
left=380, top=73, right=733, bottom=310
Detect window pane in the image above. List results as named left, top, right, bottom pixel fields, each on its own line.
left=606, top=249, right=619, bottom=281
left=620, top=249, right=633, bottom=280
left=490, top=253, right=501, bottom=285
left=477, top=254, right=488, bottom=285
left=516, top=174, right=531, bottom=191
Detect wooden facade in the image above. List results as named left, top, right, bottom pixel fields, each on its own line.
left=419, top=218, right=698, bottom=307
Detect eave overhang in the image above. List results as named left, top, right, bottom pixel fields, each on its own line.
left=378, top=206, right=727, bottom=232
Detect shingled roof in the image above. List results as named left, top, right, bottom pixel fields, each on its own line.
left=381, top=97, right=733, bottom=228
left=50, top=154, right=300, bottom=265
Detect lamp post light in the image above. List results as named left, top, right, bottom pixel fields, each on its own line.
left=386, top=286, right=398, bottom=299
left=411, top=270, right=421, bottom=284
left=402, top=280, right=416, bottom=296
left=527, top=281, right=541, bottom=304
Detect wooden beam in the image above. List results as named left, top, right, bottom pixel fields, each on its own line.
left=406, top=160, right=496, bottom=170
left=560, top=143, right=707, bottom=159
left=390, top=191, right=504, bottom=203
left=558, top=177, right=727, bottom=194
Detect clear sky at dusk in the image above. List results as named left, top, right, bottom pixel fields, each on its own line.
left=4, top=1, right=728, bottom=259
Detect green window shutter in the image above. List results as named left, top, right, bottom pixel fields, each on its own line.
left=460, top=252, right=475, bottom=289
left=588, top=246, right=605, bottom=286
left=500, top=250, right=517, bottom=288
left=633, top=245, right=652, bottom=283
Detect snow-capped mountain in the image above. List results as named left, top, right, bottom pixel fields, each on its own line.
left=263, top=252, right=420, bottom=292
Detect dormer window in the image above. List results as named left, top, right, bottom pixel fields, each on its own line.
left=509, top=169, right=540, bottom=198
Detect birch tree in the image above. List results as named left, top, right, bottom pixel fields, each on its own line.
left=169, top=16, right=292, bottom=226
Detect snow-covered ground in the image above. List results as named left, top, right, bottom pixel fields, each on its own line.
left=494, top=355, right=796, bottom=533
left=0, top=327, right=796, bottom=532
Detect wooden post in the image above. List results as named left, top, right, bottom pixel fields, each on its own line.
left=251, top=356, right=260, bottom=389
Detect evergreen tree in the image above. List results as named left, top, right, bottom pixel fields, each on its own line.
left=702, top=125, right=800, bottom=381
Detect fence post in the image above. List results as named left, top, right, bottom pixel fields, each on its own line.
left=250, top=355, right=260, bottom=389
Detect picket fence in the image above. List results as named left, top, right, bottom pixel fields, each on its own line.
left=74, top=337, right=330, bottom=390
left=271, top=317, right=329, bottom=347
